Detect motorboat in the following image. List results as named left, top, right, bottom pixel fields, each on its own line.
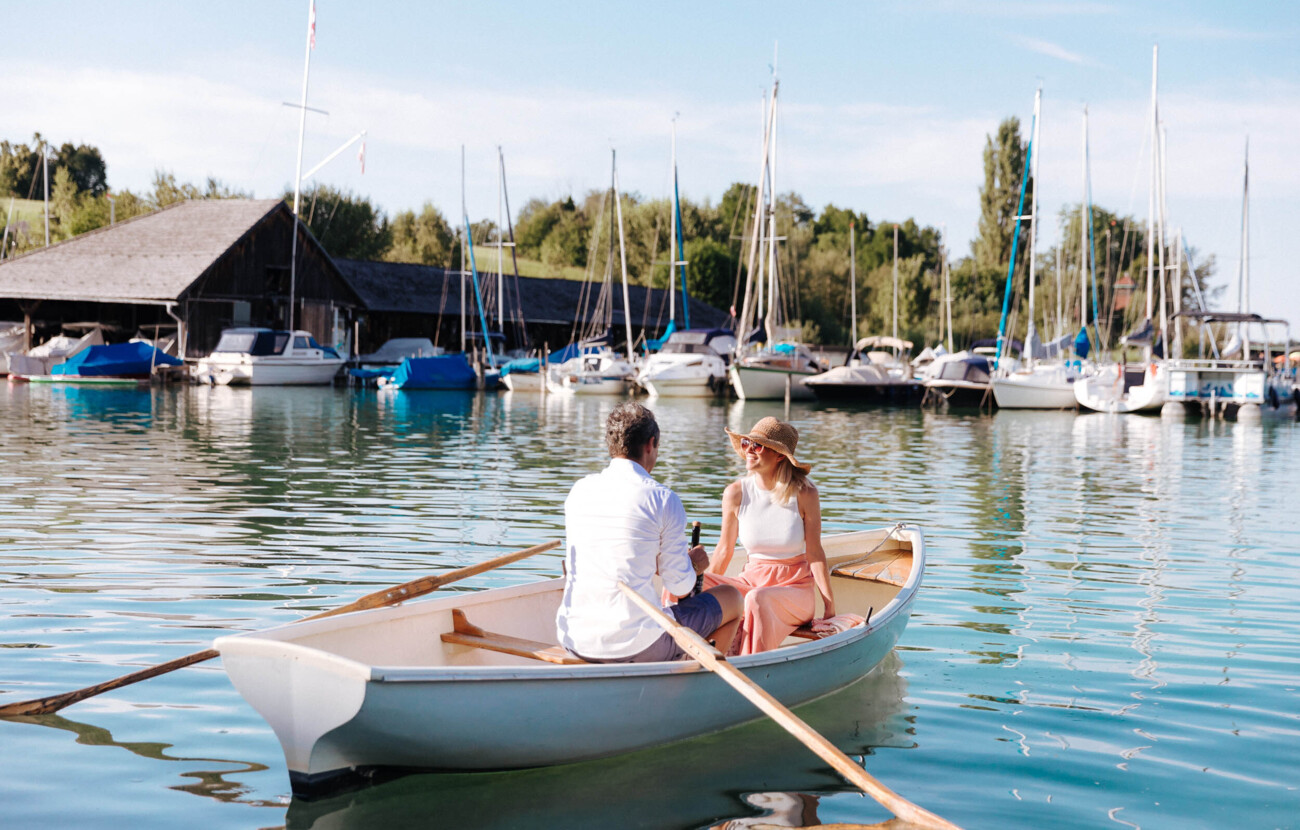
left=547, top=349, right=637, bottom=396
left=729, top=343, right=824, bottom=401
left=636, top=329, right=736, bottom=397
left=376, top=354, right=477, bottom=391
left=499, top=357, right=544, bottom=393
left=804, top=336, right=922, bottom=404
left=1073, top=362, right=1167, bottom=414
left=1162, top=311, right=1297, bottom=420
left=194, top=328, right=345, bottom=386
left=922, top=347, right=1008, bottom=410
left=16, top=341, right=182, bottom=385
left=214, top=525, right=924, bottom=796
left=5, top=328, right=104, bottom=378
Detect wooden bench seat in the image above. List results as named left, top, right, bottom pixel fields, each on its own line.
left=832, top=548, right=911, bottom=587
left=440, top=609, right=585, bottom=665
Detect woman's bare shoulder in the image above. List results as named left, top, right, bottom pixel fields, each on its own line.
left=722, top=479, right=744, bottom=503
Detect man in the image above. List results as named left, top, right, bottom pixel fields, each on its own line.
left=557, top=402, right=742, bottom=662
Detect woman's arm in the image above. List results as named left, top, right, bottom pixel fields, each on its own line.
left=800, top=483, right=835, bottom=619
left=708, top=481, right=743, bottom=575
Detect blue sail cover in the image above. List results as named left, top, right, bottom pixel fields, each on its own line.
left=1074, top=327, right=1091, bottom=359
left=643, top=320, right=678, bottom=352
left=51, top=342, right=183, bottom=376
left=388, top=354, right=476, bottom=390
left=499, top=358, right=540, bottom=376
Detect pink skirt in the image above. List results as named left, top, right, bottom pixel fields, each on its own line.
left=703, top=556, right=815, bottom=655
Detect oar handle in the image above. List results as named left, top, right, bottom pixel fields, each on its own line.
left=618, top=582, right=963, bottom=830
left=0, top=540, right=561, bottom=718
left=689, top=521, right=704, bottom=596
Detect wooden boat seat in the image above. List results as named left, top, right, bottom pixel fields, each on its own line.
left=831, top=548, right=911, bottom=587
left=441, top=609, right=586, bottom=665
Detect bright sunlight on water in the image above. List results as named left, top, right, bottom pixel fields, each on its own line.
left=1, top=382, right=1297, bottom=829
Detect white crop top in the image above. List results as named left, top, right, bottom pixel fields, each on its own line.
left=736, top=475, right=806, bottom=560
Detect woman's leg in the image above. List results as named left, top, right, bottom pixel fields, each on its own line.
left=737, top=582, right=816, bottom=655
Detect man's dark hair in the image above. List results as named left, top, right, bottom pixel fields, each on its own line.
left=605, top=402, right=659, bottom=459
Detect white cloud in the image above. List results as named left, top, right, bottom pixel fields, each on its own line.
left=1011, top=35, right=1090, bottom=66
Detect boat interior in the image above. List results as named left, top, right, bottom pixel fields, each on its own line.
left=253, top=528, right=919, bottom=672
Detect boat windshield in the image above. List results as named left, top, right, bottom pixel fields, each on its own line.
left=294, top=335, right=311, bottom=350
left=661, top=342, right=717, bottom=355
left=213, top=331, right=289, bottom=356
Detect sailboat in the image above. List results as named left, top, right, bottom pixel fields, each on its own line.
left=547, top=150, right=638, bottom=396
left=1075, top=46, right=1168, bottom=415
left=729, top=75, right=824, bottom=401
left=637, top=119, right=735, bottom=397
left=993, top=94, right=1089, bottom=410
left=805, top=225, right=922, bottom=403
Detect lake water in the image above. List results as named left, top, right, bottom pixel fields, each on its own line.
left=1, top=382, right=1297, bottom=830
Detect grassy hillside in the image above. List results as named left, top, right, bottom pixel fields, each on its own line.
left=468, top=245, right=588, bottom=282
left=1, top=197, right=48, bottom=233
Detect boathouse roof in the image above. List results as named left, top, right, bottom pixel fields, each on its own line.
left=0, top=198, right=333, bottom=305
left=334, top=258, right=730, bottom=328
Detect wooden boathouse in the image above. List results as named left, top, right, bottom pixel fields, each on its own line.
left=0, top=198, right=362, bottom=358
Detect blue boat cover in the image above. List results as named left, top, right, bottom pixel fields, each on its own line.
left=1074, top=327, right=1091, bottom=359
left=499, top=358, right=540, bottom=376
left=643, top=321, right=678, bottom=352
left=389, top=354, right=476, bottom=389
left=52, top=342, right=183, bottom=376
left=348, top=366, right=396, bottom=380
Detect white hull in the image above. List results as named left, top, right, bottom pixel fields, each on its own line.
left=501, top=372, right=543, bottom=392
left=729, top=365, right=817, bottom=401
left=991, top=372, right=1078, bottom=409
left=215, top=526, right=923, bottom=793
left=194, top=358, right=344, bottom=386
left=1074, top=365, right=1167, bottom=414
left=642, top=376, right=720, bottom=397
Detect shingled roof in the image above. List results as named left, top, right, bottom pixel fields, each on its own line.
left=334, top=258, right=729, bottom=328
left=0, top=198, right=286, bottom=304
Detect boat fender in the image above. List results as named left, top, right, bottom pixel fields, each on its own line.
left=1268, top=385, right=1280, bottom=409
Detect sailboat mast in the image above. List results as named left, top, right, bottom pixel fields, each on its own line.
left=849, top=221, right=857, bottom=345
left=289, top=0, right=314, bottom=333
left=1025, top=87, right=1042, bottom=368
left=1145, top=45, right=1158, bottom=335
left=460, top=147, right=467, bottom=353
left=497, top=145, right=504, bottom=330
left=1241, top=138, right=1251, bottom=356
left=612, top=151, right=635, bottom=361
left=892, top=224, right=899, bottom=342
left=764, top=85, right=780, bottom=341
left=738, top=85, right=775, bottom=344
left=1080, top=106, right=1090, bottom=336
left=1157, top=124, right=1169, bottom=357
left=669, top=120, right=678, bottom=328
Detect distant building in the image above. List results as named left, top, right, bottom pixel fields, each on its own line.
left=0, top=198, right=361, bottom=357
left=334, top=258, right=729, bottom=357
left=0, top=198, right=730, bottom=362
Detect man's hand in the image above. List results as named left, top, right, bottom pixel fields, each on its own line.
left=688, top=544, right=709, bottom=574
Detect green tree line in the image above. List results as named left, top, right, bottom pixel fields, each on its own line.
left=3, top=123, right=1214, bottom=352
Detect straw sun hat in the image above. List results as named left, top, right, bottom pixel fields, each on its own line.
left=724, top=417, right=812, bottom=473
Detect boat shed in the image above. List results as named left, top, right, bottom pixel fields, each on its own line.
left=0, top=198, right=362, bottom=358
left=334, top=258, right=730, bottom=356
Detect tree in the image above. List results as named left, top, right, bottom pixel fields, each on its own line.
left=974, top=117, right=1033, bottom=274
left=683, top=237, right=737, bottom=313
left=287, top=184, right=390, bottom=261
left=386, top=203, right=454, bottom=266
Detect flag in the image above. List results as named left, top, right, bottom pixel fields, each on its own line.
left=358, top=141, right=366, bottom=175
left=308, top=1, right=316, bottom=50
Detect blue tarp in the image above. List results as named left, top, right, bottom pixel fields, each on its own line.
left=388, top=354, right=476, bottom=390
left=348, top=366, right=396, bottom=380
left=643, top=321, right=678, bottom=352
left=51, top=342, right=183, bottom=377
left=499, top=358, right=540, bottom=376
left=1074, top=327, right=1091, bottom=359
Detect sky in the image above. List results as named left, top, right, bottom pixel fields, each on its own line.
left=7, top=1, right=1299, bottom=327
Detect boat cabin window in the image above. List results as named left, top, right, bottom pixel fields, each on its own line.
left=294, top=335, right=312, bottom=350
left=213, top=330, right=290, bottom=356
left=661, top=342, right=716, bottom=355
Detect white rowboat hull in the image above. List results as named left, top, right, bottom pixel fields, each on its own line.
left=729, top=365, right=817, bottom=400
left=215, top=526, right=923, bottom=794
left=991, top=374, right=1077, bottom=409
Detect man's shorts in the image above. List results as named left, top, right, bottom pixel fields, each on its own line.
left=576, top=592, right=724, bottom=663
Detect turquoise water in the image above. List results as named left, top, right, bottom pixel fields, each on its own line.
left=1, top=383, right=1297, bottom=830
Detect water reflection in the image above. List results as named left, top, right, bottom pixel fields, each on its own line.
left=285, top=655, right=908, bottom=830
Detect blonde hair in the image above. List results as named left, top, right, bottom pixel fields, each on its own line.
left=769, top=457, right=809, bottom=506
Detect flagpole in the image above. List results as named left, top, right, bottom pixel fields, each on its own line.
left=288, top=0, right=315, bottom=333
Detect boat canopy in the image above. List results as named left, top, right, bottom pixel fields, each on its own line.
left=935, top=355, right=992, bottom=383
left=213, top=328, right=290, bottom=356
left=51, top=341, right=182, bottom=376
left=388, top=354, right=476, bottom=390
left=855, top=336, right=912, bottom=353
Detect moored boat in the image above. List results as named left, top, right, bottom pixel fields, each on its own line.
left=804, top=336, right=922, bottom=404
left=195, top=328, right=344, bottom=386
left=637, top=329, right=735, bottom=397
left=214, top=525, right=924, bottom=795
left=16, top=341, right=182, bottom=385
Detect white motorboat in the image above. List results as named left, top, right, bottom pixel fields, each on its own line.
left=214, top=525, right=924, bottom=795
left=5, top=328, right=104, bottom=377
left=194, top=328, right=345, bottom=386
left=804, top=336, right=922, bottom=404
left=547, top=349, right=637, bottom=395
left=637, top=329, right=735, bottom=397
left=922, top=348, right=1009, bottom=409
left=729, top=344, right=823, bottom=401
left=1074, top=362, right=1167, bottom=414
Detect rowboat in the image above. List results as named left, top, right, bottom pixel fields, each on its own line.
left=214, top=524, right=924, bottom=796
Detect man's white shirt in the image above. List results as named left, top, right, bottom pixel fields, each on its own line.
left=556, top=458, right=696, bottom=659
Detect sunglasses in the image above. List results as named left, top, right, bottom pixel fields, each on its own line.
left=739, top=437, right=765, bottom=453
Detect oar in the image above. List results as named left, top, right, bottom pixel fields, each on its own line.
left=618, top=582, right=962, bottom=830
left=0, top=540, right=562, bottom=718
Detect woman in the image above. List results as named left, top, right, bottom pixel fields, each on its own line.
left=701, top=416, right=835, bottom=655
